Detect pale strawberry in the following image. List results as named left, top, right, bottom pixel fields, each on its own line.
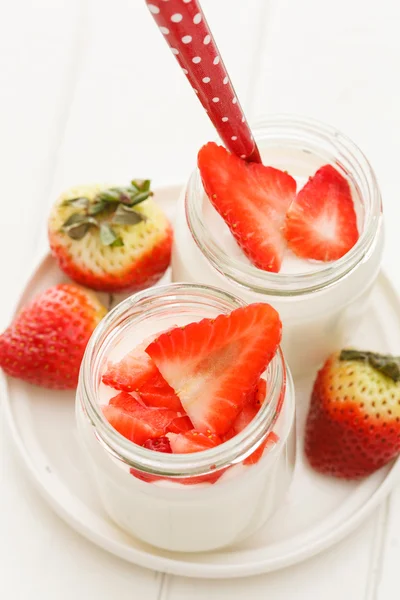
left=0, top=283, right=106, bottom=389
left=146, top=303, right=281, bottom=435
left=284, top=164, right=359, bottom=261
left=48, top=181, right=172, bottom=293
left=197, top=142, right=296, bottom=272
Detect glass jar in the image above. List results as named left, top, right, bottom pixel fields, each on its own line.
left=171, top=115, right=384, bottom=377
left=76, top=283, right=295, bottom=552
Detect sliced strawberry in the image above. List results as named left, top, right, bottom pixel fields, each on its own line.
left=233, top=403, right=259, bottom=435
left=109, top=390, right=143, bottom=411
left=130, top=431, right=223, bottom=485
left=167, top=430, right=221, bottom=453
left=102, top=341, right=158, bottom=392
left=137, top=370, right=184, bottom=412
left=232, top=392, right=279, bottom=465
left=167, top=415, right=193, bottom=434
left=255, top=378, right=267, bottom=406
left=284, top=164, right=359, bottom=261
left=245, top=377, right=267, bottom=406
left=143, top=436, right=172, bottom=453
left=198, top=142, right=296, bottom=272
left=48, top=182, right=172, bottom=294
left=103, top=393, right=184, bottom=445
left=146, top=303, right=281, bottom=435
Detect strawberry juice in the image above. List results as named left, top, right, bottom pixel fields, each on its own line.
left=76, top=284, right=295, bottom=552
left=171, top=116, right=383, bottom=376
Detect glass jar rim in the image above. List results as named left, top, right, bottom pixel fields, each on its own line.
left=79, top=283, right=291, bottom=478
left=186, top=114, right=382, bottom=296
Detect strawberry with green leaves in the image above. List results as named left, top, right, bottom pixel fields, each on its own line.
left=48, top=180, right=172, bottom=293
left=0, top=284, right=106, bottom=389
left=305, top=350, right=400, bottom=478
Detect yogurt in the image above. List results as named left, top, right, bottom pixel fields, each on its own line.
left=171, top=116, right=384, bottom=376
left=76, top=284, right=296, bottom=552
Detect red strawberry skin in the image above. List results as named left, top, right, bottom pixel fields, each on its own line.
left=49, top=225, right=172, bottom=293
left=284, top=164, right=359, bottom=261
left=305, top=352, right=400, bottom=479
left=136, top=371, right=185, bottom=412
left=102, top=345, right=185, bottom=412
left=143, top=436, right=172, bottom=453
left=102, top=342, right=159, bottom=392
left=167, top=430, right=221, bottom=453
left=244, top=432, right=279, bottom=465
left=0, top=284, right=106, bottom=389
left=146, top=303, right=281, bottom=436
left=198, top=142, right=296, bottom=272
left=104, top=393, right=185, bottom=446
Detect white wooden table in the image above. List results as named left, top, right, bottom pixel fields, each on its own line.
left=1, top=1, right=400, bottom=597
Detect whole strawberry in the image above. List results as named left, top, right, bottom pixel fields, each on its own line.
left=305, top=350, right=400, bottom=479
left=48, top=180, right=172, bottom=293
left=0, top=284, right=106, bottom=389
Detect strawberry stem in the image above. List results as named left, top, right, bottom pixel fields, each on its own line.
left=340, top=349, right=400, bottom=382
left=61, top=179, right=152, bottom=245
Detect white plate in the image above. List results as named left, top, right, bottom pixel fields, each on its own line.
left=2, top=184, right=400, bottom=579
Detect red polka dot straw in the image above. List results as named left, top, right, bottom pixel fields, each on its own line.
left=146, top=0, right=261, bottom=163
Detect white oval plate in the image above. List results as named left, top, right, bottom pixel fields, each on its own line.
left=2, top=184, right=400, bottom=579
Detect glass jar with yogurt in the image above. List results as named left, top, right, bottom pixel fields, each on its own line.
left=171, top=116, right=383, bottom=377
left=76, top=283, right=295, bottom=552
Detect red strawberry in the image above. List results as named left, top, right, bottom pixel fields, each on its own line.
left=0, top=284, right=106, bottom=389
left=230, top=402, right=264, bottom=464
left=284, top=164, right=359, bottom=261
left=137, top=371, right=185, bottom=412
left=109, top=390, right=143, bottom=411
left=167, top=430, right=222, bottom=453
left=143, top=436, right=172, bottom=453
left=102, top=342, right=159, bottom=392
left=132, top=432, right=222, bottom=484
left=106, top=391, right=191, bottom=440
left=167, top=415, right=193, bottom=434
left=233, top=403, right=259, bottom=435
left=246, top=377, right=267, bottom=406
left=104, top=398, right=173, bottom=446
left=146, top=303, right=281, bottom=435
left=48, top=181, right=172, bottom=293
left=305, top=350, right=400, bottom=479
left=197, top=142, right=296, bottom=272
